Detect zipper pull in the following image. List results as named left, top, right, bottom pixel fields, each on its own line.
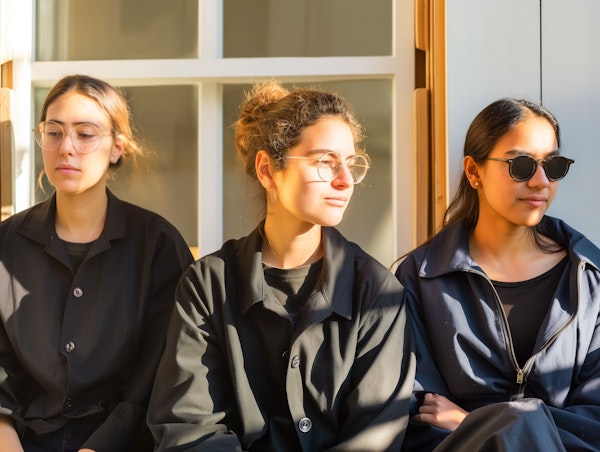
left=516, top=368, right=524, bottom=384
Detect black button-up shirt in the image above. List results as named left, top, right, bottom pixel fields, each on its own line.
left=148, top=225, right=415, bottom=451
left=0, top=190, right=193, bottom=451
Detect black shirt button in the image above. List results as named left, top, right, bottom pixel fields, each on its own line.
left=73, top=287, right=83, bottom=298
left=298, top=417, right=312, bottom=433
left=281, top=351, right=289, bottom=360
left=65, top=341, right=76, bottom=353
left=65, top=397, right=73, bottom=408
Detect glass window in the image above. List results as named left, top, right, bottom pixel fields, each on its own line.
left=35, top=0, right=198, bottom=61
left=222, top=80, right=393, bottom=264
left=224, top=0, right=392, bottom=57
left=33, top=85, right=198, bottom=247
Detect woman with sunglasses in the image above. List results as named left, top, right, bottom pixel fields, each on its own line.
left=396, top=98, right=600, bottom=451
left=148, top=80, right=415, bottom=451
left=0, top=75, right=193, bottom=451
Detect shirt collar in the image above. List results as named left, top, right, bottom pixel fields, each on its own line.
left=17, top=189, right=127, bottom=247
left=236, top=225, right=353, bottom=320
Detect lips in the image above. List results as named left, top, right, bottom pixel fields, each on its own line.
left=520, top=195, right=547, bottom=207
left=325, top=196, right=348, bottom=207
left=55, top=163, right=80, bottom=174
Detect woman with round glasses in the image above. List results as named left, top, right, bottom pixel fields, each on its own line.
left=0, top=75, right=193, bottom=451
left=396, top=98, right=600, bottom=451
left=148, top=80, right=415, bottom=451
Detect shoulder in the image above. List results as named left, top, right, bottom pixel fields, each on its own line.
left=184, top=230, right=256, bottom=279
left=395, top=220, right=469, bottom=286
left=541, top=216, right=600, bottom=268
left=108, top=193, right=187, bottom=241
left=326, top=228, right=404, bottom=296
left=0, top=198, right=54, bottom=242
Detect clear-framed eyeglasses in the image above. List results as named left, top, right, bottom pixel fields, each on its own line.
left=33, top=120, right=113, bottom=154
left=286, top=151, right=371, bottom=184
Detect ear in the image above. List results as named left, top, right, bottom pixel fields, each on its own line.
left=255, top=150, right=275, bottom=190
left=110, top=134, right=125, bottom=164
left=464, top=155, right=481, bottom=188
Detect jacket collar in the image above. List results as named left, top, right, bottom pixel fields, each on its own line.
left=418, top=220, right=475, bottom=278
left=420, top=216, right=600, bottom=279
left=235, top=224, right=353, bottom=321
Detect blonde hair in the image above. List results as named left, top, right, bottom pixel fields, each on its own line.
left=38, top=74, right=143, bottom=169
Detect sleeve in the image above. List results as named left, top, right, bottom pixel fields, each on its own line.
left=0, top=320, right=26, bottom=433
left=330, top=270, right=416, bottom=451
left=547, top=290, right=600, bottom=451
left=82, top=223, right=194, bottom=452
left=147, top=262, right=244, bottom=452
left=0, top=225, right=24, bottom=431
left=395, top=256, right=453, bottom=451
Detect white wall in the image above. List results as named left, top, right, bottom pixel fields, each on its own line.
left=446, top=0, right=600, bottom=246
left=542, top=0, right=600, bottom=246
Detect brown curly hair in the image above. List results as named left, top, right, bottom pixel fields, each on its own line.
left=234, top=80, right=365, bottom=183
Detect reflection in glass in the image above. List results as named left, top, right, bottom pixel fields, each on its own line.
left=224, top=0, right=392, bottom=57
left=34, top=85, right=198, bottom=247
left=35, top=0, right=198, bottom=61
left=222, top=80, right=393, bottom=265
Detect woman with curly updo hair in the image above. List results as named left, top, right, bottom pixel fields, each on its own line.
left=148, top=80, right=415, bottom=451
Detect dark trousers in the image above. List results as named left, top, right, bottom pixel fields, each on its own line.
left=21, top=413, right=106, bottom=452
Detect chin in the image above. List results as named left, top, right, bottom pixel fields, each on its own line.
left=314, top=216, right=345, bottom=228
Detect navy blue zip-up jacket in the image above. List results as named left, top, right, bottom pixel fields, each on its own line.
left=396, top=216, right=600, bottom=451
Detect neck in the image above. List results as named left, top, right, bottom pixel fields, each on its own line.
left=469, top=217, right=564, bottom=281
left=55, top=189, right=108, bottom=243
left=470, top=220, right=536, bottom=259
left=262, top=219, right=323, bottom=269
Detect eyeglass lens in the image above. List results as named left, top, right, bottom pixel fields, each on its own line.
left=34, top=121, right=104, bottom=154
left=317, top=152, right=370, bottom=184
left=510, top=155, right=573, bottom=182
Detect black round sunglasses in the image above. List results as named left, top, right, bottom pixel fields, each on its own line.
left=486, top=155, right=574, bottom=182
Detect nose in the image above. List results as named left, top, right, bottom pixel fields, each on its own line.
left=527, top=161, right=550, bottom=186
left=58, top=132, right=76, bottom=155
left=332, top=163, right=354, bottom=188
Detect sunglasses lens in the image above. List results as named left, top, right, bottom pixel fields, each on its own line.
left=510, top=155, right=537, bottom=181
left=544, top=156, right=572, bottom=181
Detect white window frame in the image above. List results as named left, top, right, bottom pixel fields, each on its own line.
left=11, top=0, right=416, bottom=260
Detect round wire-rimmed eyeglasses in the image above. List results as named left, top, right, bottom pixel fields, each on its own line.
left=486, top=154, right=574, bottom=182
left=33, top=120, right=113, bottom=154
left=286, top=151, right=371, bottom=184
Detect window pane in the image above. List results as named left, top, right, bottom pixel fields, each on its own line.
left=35, top=0, right=198, bottom=61
left=222, top=80, right=393, bottom=265
left=34, top=85, right=198, bottom=247
left=224, top=0, right=392, bottom=57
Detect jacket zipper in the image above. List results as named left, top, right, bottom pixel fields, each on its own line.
left=467, top=264, right=580, bottom=397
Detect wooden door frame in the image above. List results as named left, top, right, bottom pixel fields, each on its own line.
left=415, top=0, right=447, bottom=244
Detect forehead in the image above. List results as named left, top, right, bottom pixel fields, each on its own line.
left=492, top=115, right=558, bottom=156
left=297, top=117, right=355, bottom=153
left=46, top=91, right=109, bottom=125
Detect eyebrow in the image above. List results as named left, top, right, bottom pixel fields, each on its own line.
left=504, top=149, right=560, bottom=157
left=45, top=119, right=104, bottom=128
left=303, top=149, right=358, bottom=159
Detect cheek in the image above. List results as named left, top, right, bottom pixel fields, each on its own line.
left=547, top=183, right=559, bottom=202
